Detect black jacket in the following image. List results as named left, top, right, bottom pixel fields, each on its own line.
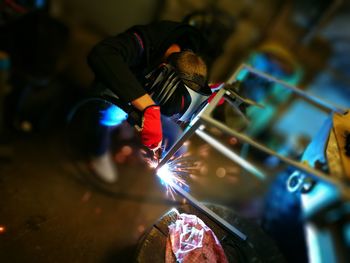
left=87, top=20, right=206, bottom=103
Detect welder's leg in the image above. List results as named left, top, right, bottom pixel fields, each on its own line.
left=67, top=99, right=111, bottom=158
left=67, top=100, right=119, bottom=183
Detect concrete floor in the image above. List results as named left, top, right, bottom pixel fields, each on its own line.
left=0, top=130, right=266, bottom=262
left=0, top=132, right=177, bottom=262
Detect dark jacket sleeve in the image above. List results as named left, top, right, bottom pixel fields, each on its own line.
left=87, top=30, right=147, bottom=102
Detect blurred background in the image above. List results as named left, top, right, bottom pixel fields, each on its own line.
left=0, top=0, right=350, bottom=262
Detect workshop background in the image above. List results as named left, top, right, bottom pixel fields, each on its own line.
left=0, top=0, right=350, bottom=262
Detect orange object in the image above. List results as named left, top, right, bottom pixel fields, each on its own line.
left=332, top=111, right=350, bottom=178
left=0, top=225, right=6, bottom=234
left=164, top=44, right=181, bottom=61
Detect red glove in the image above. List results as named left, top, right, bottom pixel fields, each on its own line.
left=141, top=105, right=163, bottom=150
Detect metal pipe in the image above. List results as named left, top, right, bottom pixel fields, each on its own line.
left=158, top=120, right=202, bottom=168
left=200, top=114, right=349, bottom=195
left=167, top=177, right=247, bottom=241
left=156, top=63, right=350, bottom=247
left=239, top=64, right=347, bottom=114
left=195, top=129, right=266, bottom=180
left=199, top=86, right=227, bottom=117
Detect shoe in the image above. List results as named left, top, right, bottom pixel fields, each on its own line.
left=89, top=152, right=118, bottom=183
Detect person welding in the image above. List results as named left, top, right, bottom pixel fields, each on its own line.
left=85, top=20, right=212, bottom=183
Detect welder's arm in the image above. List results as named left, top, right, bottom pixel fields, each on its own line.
left=87, top=31, right=147, bottom=102
left=87, top=32, right=163, bottom=151
left=131, top=94, right=156, bottom=111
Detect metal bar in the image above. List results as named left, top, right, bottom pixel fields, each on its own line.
left=200, top=85, right=227, bottom=117
left=155, top=62, right=349, bottom=245
left=156, top=106, right=248, bottom=240
left=200, top=114, right=349, bottom=193
left=227, top=64, right=247, bottom=84
left=158, top=120, right=202, bottom=168
left=168, top=178, right=247, bottom=241
left=239, top=64, right=347, bottom=114
left=158, top=85, right=226, bottom=168
left=195, top=129, right=266, bottom=180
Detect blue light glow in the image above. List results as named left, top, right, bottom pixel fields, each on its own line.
left=100, top=105, right=128, bottom=127
left=236, top=68, right=249, bottom=81
left=344, top=223, right=350, bottom=247
left=35, top=0, right=45, bottom=8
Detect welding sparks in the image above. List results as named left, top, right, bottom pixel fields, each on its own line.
left=156, top=154, right=202, bottom=199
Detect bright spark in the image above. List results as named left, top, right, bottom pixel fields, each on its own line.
left=157, top=164, right=174, bottom=185
left=156, top=154, right=202, bottom=199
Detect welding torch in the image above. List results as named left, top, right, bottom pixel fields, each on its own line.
left=99, top=89, right=163, bottom=164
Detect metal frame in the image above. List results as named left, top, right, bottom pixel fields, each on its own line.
left=159, top=64, right=348, bottom=188
left=157, top=64, right=350, bottom=246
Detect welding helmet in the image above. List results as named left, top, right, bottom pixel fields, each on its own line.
left=145, top=63, right=211, bottom=122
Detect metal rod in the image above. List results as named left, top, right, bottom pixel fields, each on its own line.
left=157, top=119, right=248, bottom=240
left=227, top=64, right=246, bottom=84
left=168, top=178, right=247, bottom=240
left=199, top=86, right=227, bottom=117
left=158, top=120, right=202, bottom=168
left=201, top=114, right=349, bottom=193
left=239, top=64, right=347, bottom=114
left=195, top=129, right=266, bottom=180
left=155, top=63, right=349, bottom=246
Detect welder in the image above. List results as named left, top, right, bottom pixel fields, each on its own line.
left=85, top=20, right=212, bottom=183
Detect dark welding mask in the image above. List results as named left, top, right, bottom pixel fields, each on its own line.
left=145, top=64, right=211, bottom=122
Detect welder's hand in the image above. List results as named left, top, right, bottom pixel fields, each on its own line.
left=141, top=105, right=163, bottom=151
left=152, top=147, right=163, bottom=163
